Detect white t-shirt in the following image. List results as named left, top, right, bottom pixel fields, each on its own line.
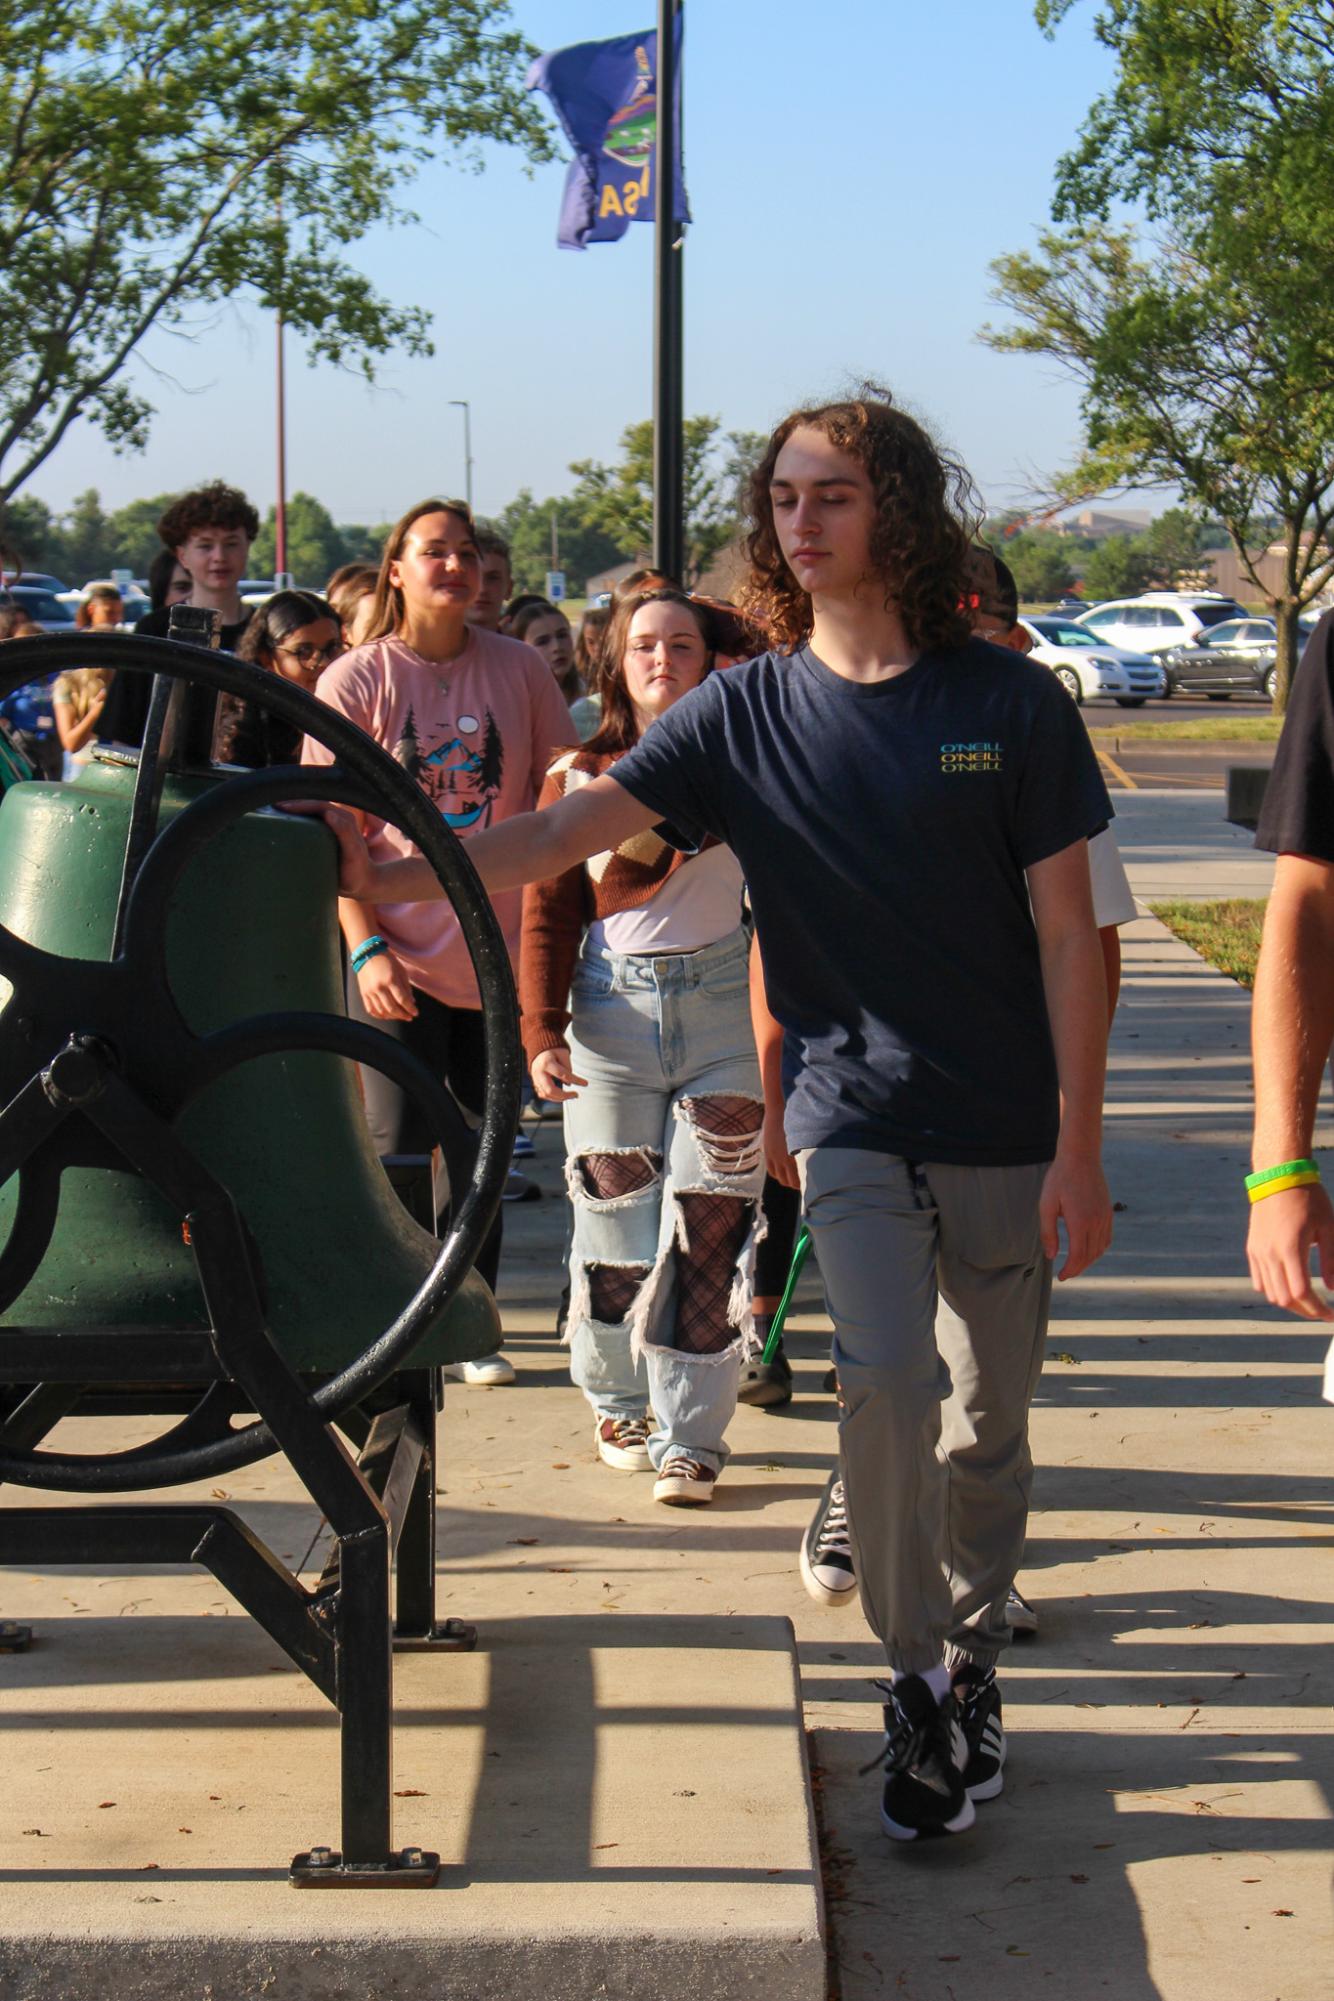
left=587, top=844, right=746, bottom=956
left=1089, top=828, right=1136, bottom=929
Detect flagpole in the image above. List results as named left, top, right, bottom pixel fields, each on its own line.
left=652, top=0, right=684, bottom=582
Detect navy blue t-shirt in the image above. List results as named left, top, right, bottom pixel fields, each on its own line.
left=611, top=639, right=1111, bottom=1165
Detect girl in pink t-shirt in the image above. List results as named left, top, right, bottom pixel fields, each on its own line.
left=303, top=499, right=571, bottom=1381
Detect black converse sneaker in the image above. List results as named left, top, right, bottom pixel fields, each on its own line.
left=1005, top=1583, right=1038, bottom=1635
left=952, top=1663, right=1006, bottom=1801
left=800, top=1473, right=858, bottom=1606
left=865, top=1675, right=973, bottom=1842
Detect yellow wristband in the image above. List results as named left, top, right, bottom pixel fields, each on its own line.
left=1248, top=1170, right=1323, bottom=1204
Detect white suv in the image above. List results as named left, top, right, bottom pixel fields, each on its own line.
left=1074, top=592, right=1247, bottom=657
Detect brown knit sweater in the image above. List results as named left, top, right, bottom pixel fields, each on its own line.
left=519, top=746, right=715, bottom=1063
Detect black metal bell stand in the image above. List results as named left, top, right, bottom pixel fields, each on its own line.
left=0, top=626, right=523, bottom=1885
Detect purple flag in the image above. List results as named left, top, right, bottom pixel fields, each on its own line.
left=527, top=23, right=689, bottom=250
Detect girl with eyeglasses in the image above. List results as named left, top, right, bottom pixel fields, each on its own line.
left=215, top=589, right=341, bottom=766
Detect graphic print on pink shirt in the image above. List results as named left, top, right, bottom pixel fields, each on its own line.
left=394, top=701, right=506, bottom=829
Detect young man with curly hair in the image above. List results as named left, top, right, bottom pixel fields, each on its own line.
left=101, top=480, right=260, bottom=747
left=329, top=388, right=1115, bottom=1845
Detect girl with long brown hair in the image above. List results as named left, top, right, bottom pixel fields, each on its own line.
left=302, top=498, right=571, bottom=1385
left=518, top=587, right=764, bottom=1505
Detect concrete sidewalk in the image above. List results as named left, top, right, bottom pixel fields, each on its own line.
left=3, top=888, right=1330, bottom=1999
left=1110, top=788, right=1275, bottom=903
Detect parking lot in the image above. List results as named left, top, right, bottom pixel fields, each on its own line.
left=1073, top=691, right=1275, bottom=791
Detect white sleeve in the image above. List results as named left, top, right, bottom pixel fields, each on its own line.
left=1087, top=828, right=1137, bottom=929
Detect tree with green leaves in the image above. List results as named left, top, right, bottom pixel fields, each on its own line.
left=570, top=419, right=766, bottom=587
left=1079, top=508, right=1209, bottom=602
left=0, top=492, right=59, bottom=575
left=1002, top=531, right=1074, bottom=605
left=251, top=493, right=349, bottom=588
left=984, top=1, right=1334, bottom=704
left=491, top=490, right=624, bottom=597
left=0, top=0, right=551, bottom=513
left=102, top=493, right=188, bottom=577
left=1079, top=535, right=1154, bottom=605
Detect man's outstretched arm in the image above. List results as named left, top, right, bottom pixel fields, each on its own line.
left=1248, top=853, right=1334, bottom=1320
left=329, top=772, right=660, bottom=901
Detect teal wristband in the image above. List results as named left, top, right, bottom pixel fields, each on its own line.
left=351, top=934, right=387, bottom=973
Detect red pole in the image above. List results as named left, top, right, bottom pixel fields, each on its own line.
left=275, top=308, right=288, bottom=585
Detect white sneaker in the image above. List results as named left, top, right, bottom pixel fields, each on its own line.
left=595, top=1415, right=653, bottom=1470
left=652, top=1455, right=717, bottom=1506
left=443, top=1352, right=516, bottom=1386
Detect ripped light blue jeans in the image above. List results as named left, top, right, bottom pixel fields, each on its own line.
left=563, top=925, right=766, bottom=1473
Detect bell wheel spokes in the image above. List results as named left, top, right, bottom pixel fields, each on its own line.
left=0, top=635, right=522, bottom=1493
left=110, top=1382, right=247, bottom=1464
left=117, top=763, right=379, bottom=993
left=185, top=1008, right=478, bottom=1171
left=0, top=915, right=63, bottom=995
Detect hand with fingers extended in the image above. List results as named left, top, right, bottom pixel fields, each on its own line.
left=1039, top=1149, right=1113, bottom=1281
left=531, top=1045, right=587, bottom=1103
left=1247, top=1182, right=1334, bottom=1321
left=356, top=946, right=418, bottom=1023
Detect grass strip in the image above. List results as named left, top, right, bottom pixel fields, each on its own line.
left=1149, top=899, right=1267, bottom=988
left=1085, top=717, right=1282, bottom=743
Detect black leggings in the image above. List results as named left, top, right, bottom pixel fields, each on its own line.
left=753, top=1173, right=802, bottom=1301
left=347, top=981, right=502, bottom=1294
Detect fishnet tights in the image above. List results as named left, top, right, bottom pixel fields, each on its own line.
left=577, top=1149, right=661, bottom=1200
left=588, top=1262, right=651, bottom=1324
left=686, top=1094, right=762, bottom=1139
left=674, top=1193, right=751, bottom=1354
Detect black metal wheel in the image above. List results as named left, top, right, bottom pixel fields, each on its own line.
left=0, top=633, right=522, bottom=1491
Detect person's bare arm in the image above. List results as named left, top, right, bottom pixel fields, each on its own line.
left=53, top=689, right=105, bottom=754
left=750, top=931, right=797, bottom=1189
left=1027, top=838, right=1113, bottom=1281
left=1247, top=853, right=1334, bottom=1319
left=339, top=894, right=417, bottom=1022
left=328, top=772, right=659, bottom=903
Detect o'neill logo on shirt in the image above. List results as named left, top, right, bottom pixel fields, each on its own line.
left=940, top=741, right=1003, bottom=774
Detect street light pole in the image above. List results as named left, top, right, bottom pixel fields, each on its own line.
left=652, top=0, right=684, bottom=583
left=449, top=400, right=474, bottom=513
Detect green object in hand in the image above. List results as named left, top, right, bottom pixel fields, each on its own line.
left=762, top=1225, right=812, bottom=1363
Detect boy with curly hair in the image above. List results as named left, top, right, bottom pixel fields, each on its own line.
left=101, top=480, right=260, bottom=747
left=330, top=388, right=1115, bottom=1844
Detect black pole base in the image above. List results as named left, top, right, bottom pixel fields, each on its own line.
left=0, top=1619, right=33, bottom=1651
left=393, top=1615, right=477, bottom=1653
left=291, top=1844, right=441, bottom=1889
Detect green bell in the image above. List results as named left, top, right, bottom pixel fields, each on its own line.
left=0, top=755, right=498, bottom=1373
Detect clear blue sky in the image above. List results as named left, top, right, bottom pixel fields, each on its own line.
left=33, top=0, right=1131, bottom=526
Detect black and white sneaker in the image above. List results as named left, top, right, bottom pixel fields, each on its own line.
left=800, top=1474, right=858, bottom=1606
left=953, top=1663, right=1006, bottom=1801
left=1005, top=1583, right=1038, bottom=1635
left=865, top=1675, right=973, bottom=1842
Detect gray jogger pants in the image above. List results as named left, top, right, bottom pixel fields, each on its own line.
left=799, top=1147, right=1052, bottom=1675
